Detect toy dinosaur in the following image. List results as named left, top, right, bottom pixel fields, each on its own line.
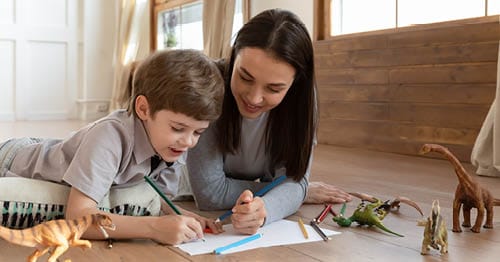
left=419, top=200, right=448, bottom=255
left=0, top=213, right=115, bottom=262
left=420, top=143, right=500, bottom=233
left=332, top=199, right=404, bottom=237
left=349, top=192, right=424, bottom=219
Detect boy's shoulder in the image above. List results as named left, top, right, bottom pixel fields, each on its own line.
left=93, top=109, right=131, bottom=126
left=81, top=109, right=136, bottom=141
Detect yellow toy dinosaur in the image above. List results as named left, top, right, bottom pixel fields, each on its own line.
left=419, top=200, right=448, bottom=255
left=0, top=213, right=115, bottom=262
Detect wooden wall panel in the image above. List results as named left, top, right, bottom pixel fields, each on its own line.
left=314, top=15, right=500, bottom=162
left=315, top=42, right=498, bottom=68
left=390, top=63, right=497, bottom=84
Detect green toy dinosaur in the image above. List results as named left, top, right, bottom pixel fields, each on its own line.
left=332, top=199, right=404, bottom=237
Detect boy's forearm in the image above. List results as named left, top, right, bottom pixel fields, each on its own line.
left=66, top=187, right=158, bottom=241
left=81, top=212, right=157, bottom=240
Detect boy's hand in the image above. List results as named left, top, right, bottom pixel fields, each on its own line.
left=151, top=215, right=203, bottom=245
left=230, top=190, right=266, bottom=234
left=181, top=208, right=224, bottom=234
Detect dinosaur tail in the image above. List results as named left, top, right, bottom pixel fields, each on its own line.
left=0, top=225, right=38, bottom=247
left=374, top=222, right=404, bottom=237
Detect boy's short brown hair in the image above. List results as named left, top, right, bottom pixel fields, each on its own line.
left=128, top=49, right=224, bottom=121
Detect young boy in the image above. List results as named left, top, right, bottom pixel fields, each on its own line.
left=0, top=49, right=224, bottom=245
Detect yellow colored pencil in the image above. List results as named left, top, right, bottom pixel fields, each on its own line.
left=298, top=218, right=309, bottom=239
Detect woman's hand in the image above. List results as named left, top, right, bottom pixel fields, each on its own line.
left=230, top=190, right=266, bottom=235
left=304, top=181, right=352, bottom=204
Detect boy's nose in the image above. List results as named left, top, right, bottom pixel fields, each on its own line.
left=179, top=134, right=195, bottom=148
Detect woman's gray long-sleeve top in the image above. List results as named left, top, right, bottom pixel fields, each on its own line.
left=186, top=112, right=311, bottom=224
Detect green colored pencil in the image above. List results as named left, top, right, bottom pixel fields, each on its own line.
left=144, top=176, right=181, bottom=215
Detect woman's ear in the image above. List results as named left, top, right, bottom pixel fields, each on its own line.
left=135, top=95, right=150, bottom=120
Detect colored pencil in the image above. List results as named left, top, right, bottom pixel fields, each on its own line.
left=144, top=176, right=207, bottom=241
left=107, top=238, right=114, bottom=249
left=327, top=204, right=338, bottom=217
left=315, top=204, right=332, bottom=224
left=310, top=220, right=330, bottom=241
left=298, top=218, right=309, bottom=239
left=213, top=233, right=263, bottom=254
left=144, top=176, right=181, bottom=215
left=215, top=175, right=287, bottom=223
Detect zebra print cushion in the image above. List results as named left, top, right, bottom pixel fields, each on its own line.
left=1, top=201, right=153, bottom=229
left=0, top=177, right=161, bottom=229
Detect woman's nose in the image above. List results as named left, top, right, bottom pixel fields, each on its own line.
left=246, top=86, right=263, bottom=105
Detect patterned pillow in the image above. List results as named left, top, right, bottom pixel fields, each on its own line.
left=0, top=177, right=161, bottom=229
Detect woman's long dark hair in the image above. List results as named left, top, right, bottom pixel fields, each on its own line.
left=216, top=9, right=318, bottom=181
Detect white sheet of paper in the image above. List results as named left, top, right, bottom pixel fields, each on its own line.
left=176, top=219, right=340, bottom=256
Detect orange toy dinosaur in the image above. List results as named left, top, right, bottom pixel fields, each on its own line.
left=420, top=144, right=500, bottom=233
left=0, top=213, right=115, bottom=262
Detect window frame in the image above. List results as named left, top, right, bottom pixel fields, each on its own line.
left=150, top=0, right=200, bottom=52
left=313, top=0, right=331, bottom=41
left=150, top=0, right=250, bottom=52
left=316, top=0, right=498, bottom=39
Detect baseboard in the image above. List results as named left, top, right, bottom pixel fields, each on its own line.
left=76, top=99, right=110, bottom=121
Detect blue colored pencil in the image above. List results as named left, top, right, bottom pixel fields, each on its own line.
left=213, top=233, right=263, bottom=254
left=215, top=175, right=287, bottom=223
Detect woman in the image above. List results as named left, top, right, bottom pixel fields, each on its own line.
left=186, top=9, right=351, bottom=234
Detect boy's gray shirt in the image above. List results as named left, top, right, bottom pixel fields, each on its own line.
left=7, top=110, right=183, bottom=203
left=187, top=112, right=311, bottom=224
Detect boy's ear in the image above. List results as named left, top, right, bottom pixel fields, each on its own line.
left=135, top=95, right=150, bottom=120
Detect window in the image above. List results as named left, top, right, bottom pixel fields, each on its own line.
left=157, top=1, right=203, bottom=50
left=154, top=0, right=244, bottom=51
left=326, top=0, right=500, bottom=36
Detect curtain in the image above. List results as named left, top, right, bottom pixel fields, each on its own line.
left=109, top=0, right=150, bottom=111
left=471, top=40, right=500, bottom=177
left=202, top=0, right=236, bottom=59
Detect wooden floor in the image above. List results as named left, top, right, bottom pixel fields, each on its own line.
left=1, top=120, right=500, bottom=261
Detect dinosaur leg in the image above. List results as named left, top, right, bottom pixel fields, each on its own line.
left=439, top=238, right=448, bottom=254
left=421, top=239, right=430, bottom=255
left=462, top=205, right=471, bottom=227
left=471, top=204, right=485, bottom=233
left=70, top=239, right=92, bottom=249
left=47, top=244, right=69, bottom=262
left=484, top=204, right=494, bottom=229
left=452, top=199, right=462, bottom=232
left=28, top=247, right=50, bottom=262
left=437, top=232, right=448, bottom=254
left=441, top=224, right=448, bottom=254
left=67, top=232, right=92, bottom=250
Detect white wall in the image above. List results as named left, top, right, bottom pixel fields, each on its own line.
left=250, top=0, right=313, bottom=37
left=78, top=0, right=150, bottom=120
left=0, top=0, right=116, bottom=121
left=77, top=0, right=116, bottom=120
left=0, top=0, right=79, bottom=120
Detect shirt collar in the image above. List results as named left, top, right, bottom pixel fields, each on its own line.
left=133, top=116, right=157, bottom=165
